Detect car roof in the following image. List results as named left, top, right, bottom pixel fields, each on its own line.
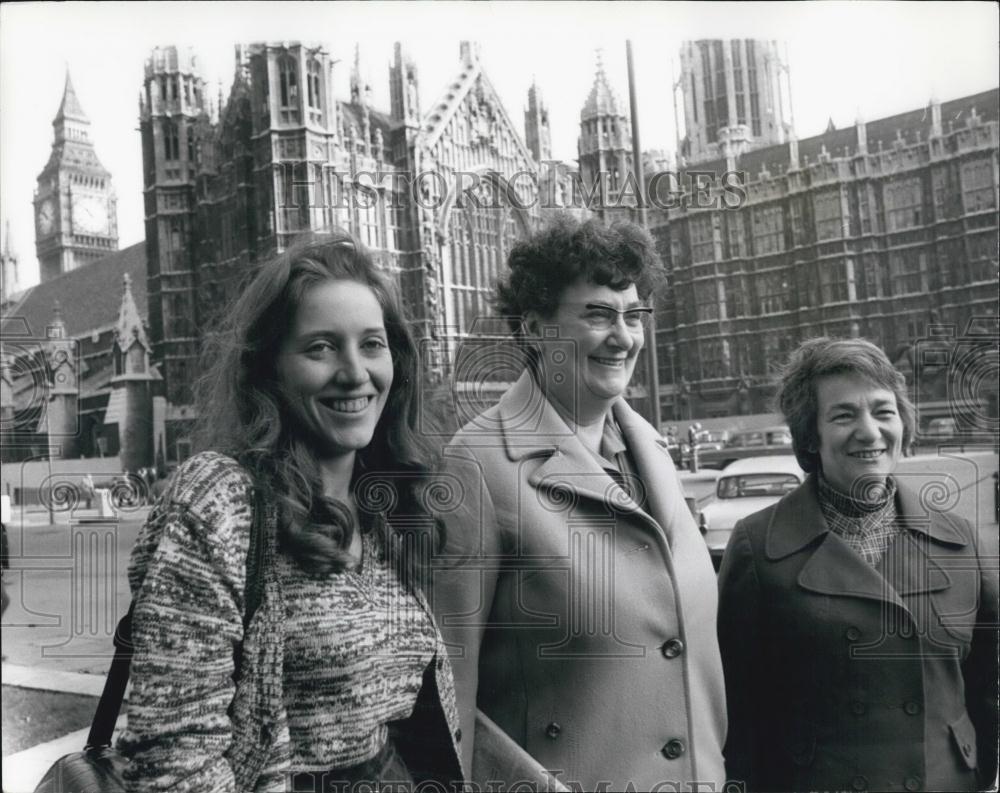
left=735, top=425, right=789, bottom=434
left=720, top=455, right=805, bottom=477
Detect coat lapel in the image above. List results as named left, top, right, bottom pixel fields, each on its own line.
left=496, top=373, right=657, bottom=531
left=612, top=398, right=681, bottom=544
left=767, top=475, right=906, bottom=610
left=879, top=483, right=965, bottom=597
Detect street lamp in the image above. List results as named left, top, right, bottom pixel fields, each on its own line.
left=667, top=343, right=678, bottom=421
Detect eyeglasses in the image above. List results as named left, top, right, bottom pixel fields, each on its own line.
left=579, top=303, right=654, bottom=331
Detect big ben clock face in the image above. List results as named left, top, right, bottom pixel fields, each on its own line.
left=72, top=195, right=109, bottom=235
left=38, top=198, right=56, bottom=235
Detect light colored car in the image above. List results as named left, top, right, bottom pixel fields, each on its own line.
left=699, top=455, right=805, bottom=568
left=925, top=417, right=958, bottom=439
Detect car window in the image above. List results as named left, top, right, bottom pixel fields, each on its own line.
left=718, top=473, right=800, bottom=499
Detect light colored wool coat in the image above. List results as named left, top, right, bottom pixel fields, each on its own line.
left=431, top=371, right=727, bottom=792
left=119, top=451, right=463, bottom=792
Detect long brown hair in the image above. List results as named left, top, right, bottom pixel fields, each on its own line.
left=194, top=231, right=437, bottom=577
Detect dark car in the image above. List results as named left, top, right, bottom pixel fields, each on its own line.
left=697, top=425, right=793, bottom=469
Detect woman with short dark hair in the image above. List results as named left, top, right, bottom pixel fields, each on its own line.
left=718, top=336, right=998, bottom=792
left=433, top=214, right=727, bottom=791
left=120, top=232, right=463, bottom=791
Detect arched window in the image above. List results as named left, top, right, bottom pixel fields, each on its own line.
left=278, top=54, right=300, bottom=123
left=279, top=55, right=298, bottom=106
left=307, top=57, right=322, bottom=124
left=447, top=186, right=524, bottom=336
left=164, top=120, right=180, bottom=160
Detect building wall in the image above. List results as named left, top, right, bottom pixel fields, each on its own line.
left=656, top=90, right=1000, bottom=423
left=139, top=42, right=542, bottom=462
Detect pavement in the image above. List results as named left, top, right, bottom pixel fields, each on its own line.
left=1, top=450, right=997, bottom=791
left=2, top=504, right=145, bottom=792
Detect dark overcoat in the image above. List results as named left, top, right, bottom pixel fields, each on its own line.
left=718, top=474, right=999, bottom=792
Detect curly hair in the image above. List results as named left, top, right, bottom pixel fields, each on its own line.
left=494, top=213, right=664, bottom=333
left=194, top=231, right=437, bottom=577
left=774, top=337, right=916, bottom=473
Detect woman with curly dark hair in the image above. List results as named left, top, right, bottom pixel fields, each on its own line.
left=119, top=232, right=463, bottom=791
left=432, top=214, right=727, bottom=791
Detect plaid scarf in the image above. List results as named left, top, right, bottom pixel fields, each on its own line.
left=817, top=473, right=901, bottom=568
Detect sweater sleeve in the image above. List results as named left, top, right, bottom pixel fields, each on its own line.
left=120, top=453, right=254, bottom=792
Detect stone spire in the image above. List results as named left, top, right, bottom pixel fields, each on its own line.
left=524, top=78, right=551, bottom=162
left=115, top=272, right=150, bottom=355
left=581, top=49, right=624, bottom=119
left=350, top=43, right=372, bottom=105
left=54, top=70, right=89, bottom=126
left=1, top=219, right=18, bottom=302
left=47, top=300, right=67, bottom=339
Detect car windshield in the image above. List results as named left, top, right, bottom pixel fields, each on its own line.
left=718, top=473, right=800, bottom=499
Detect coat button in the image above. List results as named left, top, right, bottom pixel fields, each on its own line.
left=435, top=655, right=444, bottom=670
left=545, top=722, right=561, bottom=739
left=851, top=775, right=868, bottom=791
left=903, top=701, right=921, bottom=716
left=962, top=742, right=973, bottom=757
left=904, top=776, right=921, bottom=791
left=454, top=728, right=462, bottom=742
left=845, top=626, right=861, bottom=641
left=850, top=700, right=866, bottom=716
left=661, top=638, right=685, bottom=659
left=661, top=739, right=685, bottom=760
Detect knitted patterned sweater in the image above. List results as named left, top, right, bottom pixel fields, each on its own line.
left=118, top=451, right=463, bottom=792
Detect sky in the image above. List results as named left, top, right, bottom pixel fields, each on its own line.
left=1, top=1, right=998, bottom=291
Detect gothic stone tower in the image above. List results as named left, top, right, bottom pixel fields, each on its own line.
left=578, top=52, right=633, bottom=210
left=524, top=80, right=552, bottom=163
left=139, top=46, right=207, bottom=423
left=678, top=39, right=792, bottom=165
left=34, top=72, right=119, bottom=283
left=44, top=302, right=80, bottom=460
left=109, top=273, right=155, bottom=471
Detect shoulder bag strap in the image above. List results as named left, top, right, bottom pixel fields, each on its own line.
left=85, top=487, right=266, bottom=749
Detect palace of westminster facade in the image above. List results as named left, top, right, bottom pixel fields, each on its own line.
left=2, top=39, right=997, bottom=467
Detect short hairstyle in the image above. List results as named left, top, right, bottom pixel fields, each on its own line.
left=494, top=213, right=663, bottom=334
left=775, top=337, right=916, bottom=473
left=195, top=231, right=434, bottom=576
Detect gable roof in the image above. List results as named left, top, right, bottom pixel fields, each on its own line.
left=420, top=46, right=535, bottom=167
left=1, top=242, right=147, bottom=340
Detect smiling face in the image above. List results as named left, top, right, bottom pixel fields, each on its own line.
left=275, top=279, right=394, bottom=466
left=815, top=372, right=903, bottom=496
left=529, top=278, right=645, bottom=424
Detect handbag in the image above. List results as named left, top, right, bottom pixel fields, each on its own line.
left=33, top=490, right=267, bottom=793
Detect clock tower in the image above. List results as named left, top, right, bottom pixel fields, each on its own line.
left=34, top=71, right=119, bottom=283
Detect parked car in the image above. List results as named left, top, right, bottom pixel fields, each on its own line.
left=698, top=455, right=805, bottom=569
left=697, top=425, right=793, bottom=468
left=696, top=430, right=730, bottom=452
left=924, top=417, right=958, bottom=439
